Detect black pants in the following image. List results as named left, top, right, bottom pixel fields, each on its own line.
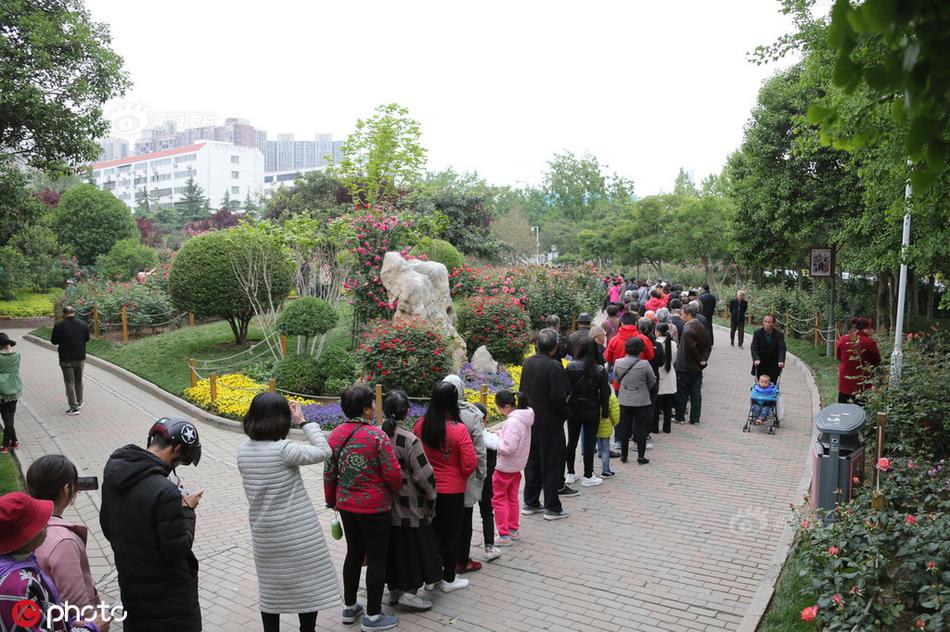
left=705, top=321, right=714, bottom=346
left=459, top=448, right=497, bottom=563
left=730, top=319, right=745, bottom=346
left=675, top=371, right=703, bottom=423
left=566, top=413, right=599, bottom=478
left=261, top=611, right=317, bottom=632
left=523, top=428, right=564, bottom=512
left=339, top=510, right=390, bottom=615
left=838, top=392, right=863, bottom=405
left=618, top=405, right=651, bottom=461
left=434, top=493, right=465, bottom=582
left=655, top=394, right=674, bottom=433
left=0, top=400, right=16, bottom=447
left=649, top=385, right=659, bottom=434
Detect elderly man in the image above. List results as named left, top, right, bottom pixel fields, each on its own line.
left=751, top=314, right=787, bottom=382
left=729, top=290, right=749, bottom=348
left=674, top=305, right=711, bottom=425
left=50, top=305, right=90, bottom=415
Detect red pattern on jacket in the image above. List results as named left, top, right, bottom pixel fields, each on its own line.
left=324, top=420, right=402, bottom=514
left=413, top=417, right=477, bottom=494
left=644, top=295, right=669, bottom=312
left=836, top=332, right=881, bottom=396
left=604, top=324, right=655, bottom=366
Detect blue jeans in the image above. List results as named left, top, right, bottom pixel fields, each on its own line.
left=751, top=402, right=775, bottom=420
left=596, top=438, right=612, bottom=473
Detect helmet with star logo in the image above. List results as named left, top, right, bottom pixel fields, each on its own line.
left=147, top=415, right=202, bottom=466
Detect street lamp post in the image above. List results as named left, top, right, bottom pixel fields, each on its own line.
left=531, top=225, right=541, bottom=265
left=890, top=162, right=913, bottom=382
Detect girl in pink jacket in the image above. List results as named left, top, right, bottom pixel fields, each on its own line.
left=490, top=391, right=534, bottom=545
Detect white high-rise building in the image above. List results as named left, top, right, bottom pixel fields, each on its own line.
left=89, top=141, right=265, bottom=211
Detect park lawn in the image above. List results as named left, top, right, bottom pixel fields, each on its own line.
left=0, top=290, right=62, bottom=318
left=0, top=453, right=22, bottom=494
left=31, top=303, right=354, bottom=395
left=757, top=547, right=812, bottom=632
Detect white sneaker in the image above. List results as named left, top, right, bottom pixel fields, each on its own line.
left=396, top=592, right=432, bottom=611
left=440, top=578, right=470, bottom=592
left=423, top=582, right=439, bottom=591
left=611, top=441, right=622, bottom=450
left=484, top=545, right=501, bottom=561
left=580, top=475, right=603, bottom=487
left=645, top=441, right=654, bottom=449
left=565, top=473, right=577, bottom=484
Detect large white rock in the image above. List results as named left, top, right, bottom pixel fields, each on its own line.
left=380, top=252, right=466, bottom=370
left=470, top=345, right=498, bottom=374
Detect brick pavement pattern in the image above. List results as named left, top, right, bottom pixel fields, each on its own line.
left=6, top=325, right=815, bottom=631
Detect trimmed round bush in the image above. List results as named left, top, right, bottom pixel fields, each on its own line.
left=359, top=320, right=450, bottom=397
left=316, top=347, right=357, bottom=389
left=274, top=354, right=322, bottom=395
left=97, top=238, right=159, bottom=280
left=52, top=184, right=138, bottom=265
left=277, top=297, right=338, bottom=337
left=457, top=295, right=532, bottom=364
left=411, top=238, right=463, bottom=271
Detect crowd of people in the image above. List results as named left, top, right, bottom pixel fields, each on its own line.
left=0, top=280, right=888, bottom=632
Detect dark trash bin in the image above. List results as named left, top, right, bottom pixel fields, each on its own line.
left=810, top=404, right=866, bottom=517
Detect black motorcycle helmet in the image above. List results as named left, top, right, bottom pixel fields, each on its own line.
left=147, top=415, right=202, bottom=466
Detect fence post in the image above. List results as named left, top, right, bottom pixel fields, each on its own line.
left=480, top=384, right=489, bottom=409
left=873, top=412, right=886, bottom=487
left=209, top=373, right=218, bottom=403
left=267, top=379, right=276, bottom=393
left=280, top=335, right=288, bottom=356
left=375, top=384, right=383, bottom=424
left=188, top=312, right=195, bottom=327
left=189, top=359, right=197, bottom=388
left=121, top=304, right=128, bottom=343
left=814, top=312, right=820, bottom=348
left=92, top=305, right=100, bottom=337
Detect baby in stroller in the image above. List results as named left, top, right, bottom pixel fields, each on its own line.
left=750, top=373, right=778, bottom=426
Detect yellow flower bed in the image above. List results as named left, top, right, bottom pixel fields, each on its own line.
left=463, top=388, right=501, bottom=421
left=184, top=373, right=316, bottom=419
left=506, top=365, right=522, bottom=390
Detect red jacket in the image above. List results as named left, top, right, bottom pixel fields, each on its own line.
left=413, top=417, right=477, bottom=494
left=324, top=420, right=402, bottom=513
left=604, top=324, right=654, bottom=366
left=836, top=332, right=881, bottom=395
left=644, top=295, right=668, bottom=312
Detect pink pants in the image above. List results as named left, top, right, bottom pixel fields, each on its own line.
left=492, top=470, right=522, bottom=536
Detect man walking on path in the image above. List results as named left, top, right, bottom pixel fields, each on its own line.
left=674, top=305, right=710, bottom=425
left=50, top=306, right=89, bottom=415
left=729, top=290, right=749, bottom=348
left=698, top=284, right=717, bottom=348
left=521, top=329, right=574, bottom=520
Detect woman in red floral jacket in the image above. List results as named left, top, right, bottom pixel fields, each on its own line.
left=836, top=317, right=881, bottom=404
left=325, top=386, right=402, bottom=629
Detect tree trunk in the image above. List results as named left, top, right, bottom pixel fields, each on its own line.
left=926, top=275, right=936, bottom=318
left=876, top=272, right=890, bottom=331
left=227, top=317, right=242, bottom=345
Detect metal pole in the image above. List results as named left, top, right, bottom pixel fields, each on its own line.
left=891, top=165, right=912, bottom=382
left=826, top=263, right=836, bottom=357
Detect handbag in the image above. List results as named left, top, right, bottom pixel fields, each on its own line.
left=326, top=423, right=368, bottom=537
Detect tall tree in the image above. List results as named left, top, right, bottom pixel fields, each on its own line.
left=330, top=103, right=427, bottom=207
left=177, top=177, right=210, bottom=224
left=542, top=151, right=606, bottom=222
left=135, top=186, right=154, bottom=215
left=673, top=168, right=698, bottom=196
left=490, top=206, right=537, bottom=262
left=263, top=170, right=347, bottom=221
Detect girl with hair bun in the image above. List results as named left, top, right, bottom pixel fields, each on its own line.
left=490, top=390, right=534, bottom=546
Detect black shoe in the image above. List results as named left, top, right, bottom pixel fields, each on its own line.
left=637, top=458, right=650, bottom=465
left=620, top=456, right=628, bottom=463
left=600, top=471, right=616, bottom=478
left=609, top=450, right=621, bottom=458
left=557, top=485, right=579, bottom=497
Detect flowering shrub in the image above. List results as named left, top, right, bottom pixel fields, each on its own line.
left=515, top=265, right=604, bottom=327
left=359, top=319, right=449, bottom=397
left=56, top=275, right=177, bottom=332
left=345, top=212, right=416, bottom=325
left=449, top=265, right=525, bottom=303
left=794, top=456, right=950, bottom=630
left=184, top=373, right=317, bottom=419
left=457, top=295, right=532, bottom=364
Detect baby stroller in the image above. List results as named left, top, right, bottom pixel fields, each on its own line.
left=742, top=374, right=782, bottom=435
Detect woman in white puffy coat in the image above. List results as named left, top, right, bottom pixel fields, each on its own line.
left=655, top=323, right=678, bottom=434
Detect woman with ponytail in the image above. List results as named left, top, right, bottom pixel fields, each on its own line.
left=654, top=323, right=678, bottom=433
left=490, top=390, right=534, bottom=545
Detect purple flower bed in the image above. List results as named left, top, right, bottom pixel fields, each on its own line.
left=302, top=401, right=431, bottom=431
left=459, top=362, right=513, bottom=392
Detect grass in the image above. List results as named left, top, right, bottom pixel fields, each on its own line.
left=32, top=303, right=355, bottom=396
left=0, top=289, right=62, bottom=318
left=757, top=547, right=812, bottom=632
left=0, top=453, right=22, bottom=494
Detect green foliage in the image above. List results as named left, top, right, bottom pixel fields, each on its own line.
left=456, top=295, right=532, bottom=364
left=0, top=168, right=47, bottom=247
left=276, top=297, right=338, bottom=337
left=59, top=276, right=175, bottom=331
left=491, top=206, right=537, bottom=262
left=0, top=290, right=61, bottom=318
left=176, top=177, right=210, bottom=225
left=0, top=246, right=30, bottom=300
left=274, top=353, right=322, bottom=396
left=359, top=320, right=449, bottom=397
left=543, top=151, right=607, bottom=222
left=517, top=266, right=604, bottom=328
left=330, top=103, right=427, bottom=207
left=96, top=238, right=158, bottom=281
left=263, top=170, right=347, bottom=221
left=410, top=238, right=463, bottom=271
left=315, top=347, right=357, bottom=394
left=409, top=184, right=501, bottom=260
left=0, top=453, right=22, bottom=494
left=7, top=225, right=66, bottom=291
left=169, top=228, right=294, bottom=344
left=52, top=184, right=137, bottom=265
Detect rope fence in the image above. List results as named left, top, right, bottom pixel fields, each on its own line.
left=719, top=301, right=844, bottom=350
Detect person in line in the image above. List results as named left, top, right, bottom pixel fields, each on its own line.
left=441, top=375, right=487, bottom=576
left=490, top=390, right=534, bottom=546
left=324, top=386, right=402, bottom=631
left=567, top=313, right=598, bottom=361
left=521, top=329, right=575, bottom=520
left=729, top=290, right=749, bottom=348
left=669, top=299, right=686, bottom=342
left=380, top=390, right=441, bottom=613
left=237, top=392, right=339, bottom=632
left=607, top=279, right=623, bottom=306
left=614, top=337, right=656, bottom=464
left=26, top=455, right=99, bottom=611
left=644, top=289, right=667, bottom=313
left=602, top=305, right=621, bottom=342
left=100, top=416, right=204, bottom=631
left=836, top=317, right=881, bottom=404
left=750, top=314, right=787, bottom=384
left=589, top=326, right=608, bottom=367
left=0, top=333, right=21, bottom=452
left=654, top=323, right=678, bottom=434
left=604, top=312, right=654, bottom=370
left=471, top=401, right=501, bottom=563
left=50, top=306, right=89, bottom=416
left=414, top=382, right=476, bottom=593
left=0, top=492, right=110, bottom=632
left=656, top=308, right=677, bottom=344
left=565, top=338, right=611, bottom=488
left=674, top=305, right=711, bottom=425
left=639, top=318, right=664, bottom=446
left=698, top=284, right=718, bottom=347
left=544, top=315, right=570, bottom=361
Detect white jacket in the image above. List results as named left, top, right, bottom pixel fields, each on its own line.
left=656, top=336, right=678, bottom=395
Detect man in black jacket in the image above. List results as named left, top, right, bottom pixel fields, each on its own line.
left=751, top=314, right=787, bottom=382
left=698, top=284, right=717, bottom=347
left=100, top=417, right=204, bottom=632
left=544, top=314, right=569, bottom=361
left=729, top=290, right=749, bottom=348
left=50, top=306, right=89, bottom=415
left=674, top=305, right=711, bottom=425
left=521, top=329, right=574, bottom=520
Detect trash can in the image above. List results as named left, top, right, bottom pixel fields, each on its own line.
left=811, top=404, right=866, bottom=516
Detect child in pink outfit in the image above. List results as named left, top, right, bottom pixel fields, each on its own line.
left=490, top=391, right=534, bottom=545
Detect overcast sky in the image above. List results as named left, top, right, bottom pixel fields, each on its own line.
left=87, top=0, right=802, bottom=195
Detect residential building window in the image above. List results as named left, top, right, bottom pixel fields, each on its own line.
left=150, top=157, right=173, bottom=167
left=231, top=186, right=240, bottom=194
left=174, top=169, right=196, bottom=179
left=231, top=156, right=239, bottom=164
left=150, top=173, right=172, bottom=182
left=174, top=153, right=197, bottom=163
left=231, top=171, right=239, bottom=179
left=134, top=176, right=147, bottom=185
left=117, top=165, right=131, bottom=174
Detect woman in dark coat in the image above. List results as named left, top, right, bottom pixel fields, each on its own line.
left=750, top=315, right=786, bottom=382
left=564, top=338, right=611, bottom=486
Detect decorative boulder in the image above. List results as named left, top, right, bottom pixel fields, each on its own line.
left=471, top=345, right=498, bottom=375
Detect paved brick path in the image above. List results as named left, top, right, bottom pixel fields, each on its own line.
left=6, top=325, right=815, bottom=631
